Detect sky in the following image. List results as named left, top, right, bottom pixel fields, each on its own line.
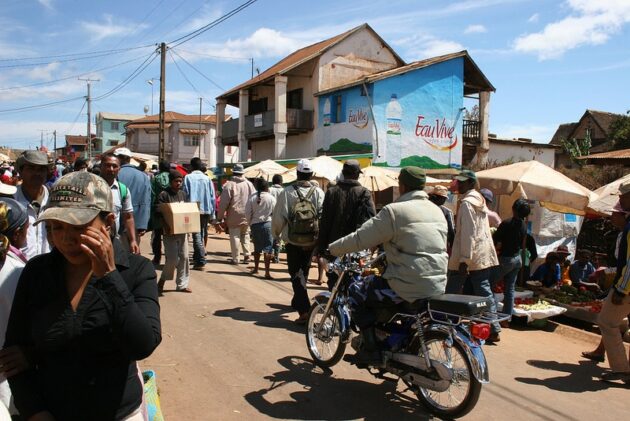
left=1, top=0, right=629, bottom=151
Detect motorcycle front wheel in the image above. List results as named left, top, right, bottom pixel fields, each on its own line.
left=305, top=301, right=346, bottom=367
left=409, top=332, right=482, bottom=419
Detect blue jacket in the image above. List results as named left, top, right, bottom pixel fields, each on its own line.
left=183, top=170, right=216, bottom=216
left=118, top=165, right=152, bottom=230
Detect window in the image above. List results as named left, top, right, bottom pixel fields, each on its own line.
left=110, top=122, right=120, bottom=131
left=108, top=139, right=119, bottom=146
left=184, top=135, right=200, bottom=146
left=249, top=97, right=268, bottom=114
left=287, top=88, right=303, bottom=109
left=332, top=95, right=344, bottom=123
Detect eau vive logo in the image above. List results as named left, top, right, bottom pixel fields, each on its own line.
left=347, top=107, right=369, bottom=129
left=414, top=115, right=458, bottom=151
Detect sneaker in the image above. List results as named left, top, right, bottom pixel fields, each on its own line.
left=243, top=256, right=251, bottom=263
left=599, top=371, right=630, bottom=384
left=581, top=351, right=605, bottom=363
left=192, top=264, right=205, bottom=271
left=176, top=287, right=193, bottom=293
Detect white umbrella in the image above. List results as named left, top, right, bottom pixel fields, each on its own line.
left=242, top=159, right=288, bottom=180
left=282, top=156, right=344, bottom=183
left=586, top=173, right=630, bottom=216
left=476, top=161, right=596, bottom=215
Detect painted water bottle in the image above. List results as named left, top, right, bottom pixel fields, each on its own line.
left=323, top=97, right=331, bottom=126
left=386, top=94, right=402, bottom=167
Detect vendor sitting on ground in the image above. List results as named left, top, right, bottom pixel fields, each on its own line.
left=569, top=249, right=597, bottom=290
left=531, top=252, right=561, bottom=288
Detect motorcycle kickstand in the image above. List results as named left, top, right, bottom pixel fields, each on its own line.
left=369, top=368, right=399, bottom=383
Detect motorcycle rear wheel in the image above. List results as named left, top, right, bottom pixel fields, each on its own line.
left=305, top=301, right=346, bottom=367
left=409, top=332, right=481, bottom=419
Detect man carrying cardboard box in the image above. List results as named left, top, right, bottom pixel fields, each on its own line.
left=156, top=170, right=192, bottom=295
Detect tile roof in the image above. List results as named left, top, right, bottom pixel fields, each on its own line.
left=217, top=23, right=404, bottom=100
left=64, top=135, right=96, bottom=146
left=125, top=111, right=226, bottom=127
left=316, top=50, right=494, bottom=96
left=579, top=148, right=630, bottom=160
left=97, top=112, right=146, bottom=121
left=550, top=122, right=579, bottom=145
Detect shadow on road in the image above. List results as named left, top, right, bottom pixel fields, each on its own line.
left=514, top=359, right=626, bottom=392
left=213, top=304, right=306, bottom=334
left=243, top=356, right=430, bottom=420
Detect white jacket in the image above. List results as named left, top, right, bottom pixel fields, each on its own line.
left=330, top=190, right=448, bottom=302
left=448, top=190, right=499, bottom=271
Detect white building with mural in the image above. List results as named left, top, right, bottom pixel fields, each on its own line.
left=216, top=23, right=494, bottom=169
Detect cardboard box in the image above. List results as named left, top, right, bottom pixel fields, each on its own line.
left=159, top=202, right=200, bottom=235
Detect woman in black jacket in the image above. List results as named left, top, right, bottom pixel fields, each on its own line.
left=4, top=171, right=161, bottom=421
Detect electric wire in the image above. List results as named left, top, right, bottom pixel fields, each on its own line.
left=92, top=50, right=159, bottom=102
left=168, top=50, right=214, bottom=109
left=167, top=0, right=259, bottom=48
left=0, top=44, right=156, bottom=65
left=65, top=100, right=87, bottom=135
left=170, top=49, right=224, bottom=91
left=171, top=48, right=251, bottom=61
left=0, top=96, right=85, bottom=114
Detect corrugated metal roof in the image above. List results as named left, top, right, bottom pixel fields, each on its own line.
left=179, top=128, right=207, bottom=135
left=126, top=123, right=171, bottom=131
left=97, top=112, right=146, bottom=121
left=125, top=112, right=225, bottom=127
left=579, top=148, right=630, bottom=160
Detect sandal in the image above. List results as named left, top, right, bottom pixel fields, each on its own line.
left=581, top=351, right=605, bottom=362
left=307, top=279, right=323, bottom=285
left=176, top=287, right=193, bottom=293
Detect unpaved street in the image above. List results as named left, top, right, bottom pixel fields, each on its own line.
left=141, top=235, right=628, bottom=420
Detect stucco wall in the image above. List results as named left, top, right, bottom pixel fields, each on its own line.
left=486, top=142, right=556, bottom=167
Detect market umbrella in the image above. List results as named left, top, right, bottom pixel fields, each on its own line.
left=476, top=160, right=595, bottom=215
left=586, top=173, right=630, bottom=216
left=242, top=159, right=288, bottom=180
left=282, top=155, right=344, bottom=183
left=358, top=166, right=399, bottom=191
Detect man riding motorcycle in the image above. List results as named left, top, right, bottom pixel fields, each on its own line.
left=328, top=166, right=449, bottom=364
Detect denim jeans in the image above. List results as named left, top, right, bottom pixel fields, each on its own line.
left=192, top=214, right=210, bottom=266
left=492, top=255, right=522, bottom=316
left=446, top=268, right=501, bottom=334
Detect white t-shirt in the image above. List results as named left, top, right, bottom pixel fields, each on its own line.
left=14, top=185, right=50, bottom=260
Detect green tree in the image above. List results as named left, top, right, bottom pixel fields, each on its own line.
left=610, top=111, right=630, bottom=150
left=561, top=129, right=591, bottom=166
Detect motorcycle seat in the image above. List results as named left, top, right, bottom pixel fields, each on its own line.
left=428, top=294, right=492, bottom=316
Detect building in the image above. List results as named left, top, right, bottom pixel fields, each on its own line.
left=215, top=23, right=494, bottom=170
left=482, top=135, right=558, bottom=168
left=60, top=135, right=99, bottom=161
left=550, top=109, right=625, bottom=168
left=96, top=112, right=145, bottom=153
left=124, top=111, right=227, bottom=166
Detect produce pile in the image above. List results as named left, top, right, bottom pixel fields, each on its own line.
left=542, top=285, right=603, bottom=313
left=515, top=299, right=555, bottom=311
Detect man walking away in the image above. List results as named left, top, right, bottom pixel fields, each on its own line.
left=13, top=151, right=51, bottom=259
left=317, top=159, right=375, bottom=290
left=184, top=157, right=216, bottom=270
left=216, top=164, right=256, bottom=264
left=246, top=179, right=276, bottom=279
left=116, top=147, right=152, bottom=249
left=446, top=170, right=501, bottom=342
left=100, top=153, right=139, bottom=254
left=269, top=174, right=284, bottom=263
left=151, top=161, right=171, bottom=265
left=272, top=159, right=324, bottom=324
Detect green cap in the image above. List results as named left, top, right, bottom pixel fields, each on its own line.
left=35, top=171, right=113, bottom=226
left=399, top=166, right=426, bottom=190
left=455, top=169, right=477, bottom=182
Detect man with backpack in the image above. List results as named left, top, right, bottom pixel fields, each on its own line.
left=317, top=160, right=375, bottom=290
left=100, top=152, right=139, bottom=254
left=272, top=159, right=324, bottom=324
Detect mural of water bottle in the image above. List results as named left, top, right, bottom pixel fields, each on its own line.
left=323, top=97, right=331, bottom=126
left=386, top=94, right=402, bottom=167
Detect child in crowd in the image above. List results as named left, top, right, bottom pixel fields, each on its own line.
left=569, top=249, right=597, bottom=289
left=531, top=252, right=562, bottom=287
left=157, top=170, right=191, bottom=295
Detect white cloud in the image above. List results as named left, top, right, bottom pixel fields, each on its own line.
left=1, top=79, right=84, bottom=101
left=0, top=120, right=82, bottom=150
left=179, top=4, right=223, bottom=35
left=166, top=90, right=213, bottom=114
left=38, top=0, right=54, bottom=11
left=23, top=63, right=60, bottom=81
left=80, top=14, right=148, bottom=42
left=492, top=123, right=557, bottom=143
left=464, top=24, right=487, bottom=34
left=513, top=0, right=630, bottom=60
left=528, top=13, right=539, bottom=23
left=394, top=34, right=465, bottom=60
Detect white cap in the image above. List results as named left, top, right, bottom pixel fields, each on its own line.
left=114, top=147, right=132, bottom=157
left=0, top=181, right=17, bottom=196
left=297, top=159, right=313, bottom=173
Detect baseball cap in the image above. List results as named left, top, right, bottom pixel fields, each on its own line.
left=480, top=188, right=494, bottom=203
left=342, top=159, right=362, bottom=174
left=35, top=171, right=113, bottom=226
left=0, top=198, right=27, bottom=234
left=16, top=150, right=51, bottom=170
left=297, top=159, right=313, bottom=173
left=455, top=169, right=477, bottom=183
left=232, top=163, right=245, bottom=174
left=114, top=147, right=132, bottom=158
left=431, top=185, right=449, bottom=198
left=399, top=166, right=426, bottom=189
left=617, top=180, right=630, bottom=196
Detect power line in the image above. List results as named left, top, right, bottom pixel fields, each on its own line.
left=0, top=47, right=156, bottom=69
left=0, top=55, right=149, bottom=91
left=0, top=96, right=85, bottom=114
left=109, top=0, right=166, bottom=49
left=170, top=49, right=224, bottom=91
left=140, top=0, right=192, bottom=43
left=171, top=48, right=251, bottom=61
left=168, top=0, right=259, bottom=48
left=0, top=44, right=156, bottom=63
left=168, top=50, right=213, bottom=109
left=65, top=98, right=87, bottom=135
left=93, top=51, right=159, bottom=102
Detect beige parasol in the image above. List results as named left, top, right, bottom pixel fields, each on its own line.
left=282, top=155, right=344, bottom=183
left=586, top=173, right=630, bottom=216
left=357, top=166, right=399, bottom=191
left=242, top=159, right=288, bottom=180
left=476, top=160, right=595, bottom=215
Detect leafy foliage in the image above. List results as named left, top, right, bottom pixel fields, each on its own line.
left=561, top=130, right=591, bottom=165
left=610, top=111, right=630, bottom=150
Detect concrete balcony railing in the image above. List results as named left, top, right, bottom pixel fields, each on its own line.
left=222, top=109, right=314, bottom=144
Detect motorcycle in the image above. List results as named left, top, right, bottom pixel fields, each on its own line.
left=305, top=252, right=509, bottom=419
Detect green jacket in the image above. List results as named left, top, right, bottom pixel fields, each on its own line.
left=150, top=171, right=170, bottom=229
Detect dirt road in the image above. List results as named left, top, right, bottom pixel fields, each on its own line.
left=141, top=235, right=628, bottom=420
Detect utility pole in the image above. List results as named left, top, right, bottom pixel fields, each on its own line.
left=39, top=130, right=45, bottom=150
left=250, top=58, right=254, bottom=79
left=159, top=43, right=166, bottom=161
left=199, top=97, right=203, bottom=160
left=53, top=130, right=57, bottom=159
left=79, top=78, right=99, bottom=159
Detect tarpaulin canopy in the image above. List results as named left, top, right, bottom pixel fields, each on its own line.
left=586, top=173, right=630, bottom=216
left=476, top=161, right=595, bottom=215
left=242, top=159, right=288, bottom=180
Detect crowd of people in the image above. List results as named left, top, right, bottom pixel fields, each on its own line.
left=1, top=148, right=629, bottom=419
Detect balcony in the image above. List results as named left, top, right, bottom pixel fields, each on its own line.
left=463, top=119, right=481, bottom=145
left=222, top=108, right=314, bottom=145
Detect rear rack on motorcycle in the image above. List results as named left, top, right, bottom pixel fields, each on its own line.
left=388, top=309, right=511, bottom=326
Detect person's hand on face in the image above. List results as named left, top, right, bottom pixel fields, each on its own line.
left=0, top=345, right=29, bottom=378
left=80, top=225, right=116, bottom=277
